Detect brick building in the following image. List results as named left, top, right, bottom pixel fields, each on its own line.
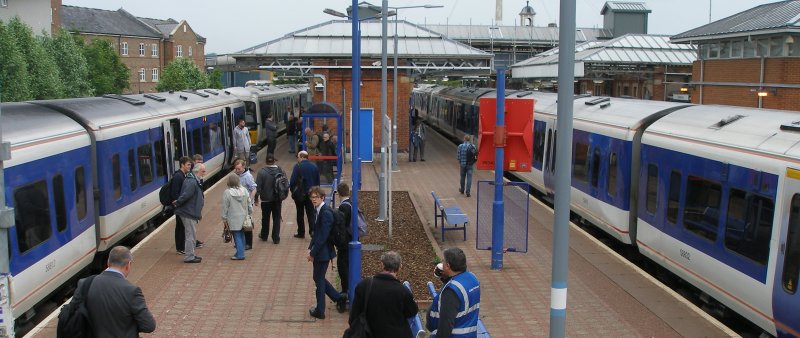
left=229, top=20, right=490, bottom=154
left=671, top=0, right=800, bottom=110
left=59, top=3, right=205, bottom=94
left=0, top=0, right=59, bottom=35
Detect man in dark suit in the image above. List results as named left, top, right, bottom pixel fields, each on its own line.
left=307, top=186, right=346, bottom=319
left=85, top=246, right=156, bottom=337
left=290, top=150, right=320, bottom=238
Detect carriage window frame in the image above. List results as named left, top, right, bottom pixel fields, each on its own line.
left=725, top=189, right=774, bottom=265
left=201, top=124, right=211, bottom=154
left=14, top=180, right=52, bottom=253
left=112, top=153, right=121, bottom=199
left=53, top=175, right=67, bottom=232
left=128, top=149, right=137, bottom=192
left=667, top=170, right=681, bottom=224
left=191, top=128, right=202, bottom=157
left=683, top=175, right=722, bottom=241
left=75, top=167, right=87, bottom=221
left=607, top=152, right=618, bottom=197
left=646, top=164, right=658, bottom=214
left=591, top=147, right=601, bottom=188
left=137, top=144, right=154, bottom=186
left=782, top=194, right=800, bottom=294
left=573, top=142, right=589, bottom=182
left=533, top=124, right=545, bottom=166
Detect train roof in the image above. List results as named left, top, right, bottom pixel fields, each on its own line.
left=1, top=102, right=89, bottom=149
left=644, top=104, right=800, bottom=158
left=224, top=85, right=307, bottom=99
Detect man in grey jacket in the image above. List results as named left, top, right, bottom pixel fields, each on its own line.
left=174, top=163, right=206, bottom=263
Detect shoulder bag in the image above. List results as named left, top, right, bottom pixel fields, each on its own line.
left=343, top=277, right=373, bottom=338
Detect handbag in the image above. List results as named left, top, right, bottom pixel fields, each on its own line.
left=222, top=223, right=232, bottom=243
left=242, top=214, right=253, bottom=232
left=343, top=277, right=373, bottom=338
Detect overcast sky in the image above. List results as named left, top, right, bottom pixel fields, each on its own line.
left=63, top=0, right=779, bottom=54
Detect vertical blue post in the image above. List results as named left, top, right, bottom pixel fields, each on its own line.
left=551, top=0, right=577, bottom=336
left=348, top=0, right=362, bottom=307
left=491, top=67, right=505, bottom=270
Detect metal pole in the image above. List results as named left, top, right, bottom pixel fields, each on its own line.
left=348, top=0, right=363, bottom=308
left=391, top=17, right=399, bottom=171
left=491, top=67, right=505, bottom=270
left=551, top=0, right=576, bottom=336
left=377, top=0, right=388, bottom=221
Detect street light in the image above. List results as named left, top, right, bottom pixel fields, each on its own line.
left=389, top=4, right=443, bottom=171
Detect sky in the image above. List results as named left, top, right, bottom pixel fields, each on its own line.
left=62, top=0, right=781, bottom=54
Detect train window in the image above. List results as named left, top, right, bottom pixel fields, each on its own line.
left=112, top=153, right=121, bottom=199
left=53, top=175, right=67, bottom=232
left=607, top=152, right=618, bottom=197
left=14, top=180, right=52, bottom=253
left=725, top=190, right=773, bottom=265
left=551, top=131, right=557, bottom=174
left=667, top=171, right=681, bottom=224
left=782, top=194, right=800, bottom=294
left=154, top=139, right=166, bottom=178
left=573, top=142, right=589, bottom=182
left=191, top=129, right=202, bottom=157
left=646, top=164, right=658, bottom=214
left=137, top=144, right=153, bottom=186
left=545, top=129, right=552, bottom=171
left=209, top=122, right=221, bottom=152
left=75, top=167, right=87, bottom=221
left=683, top=176, right=721, bottom=241
left=201, top=125, right=211, bottom=154
left=244, top=102, right=257, bottom=126
left=591, top=147, right=601, bottom=188
left=533, top=125, right=544, bottom=166
left=128, top=149, right=137, bottom=192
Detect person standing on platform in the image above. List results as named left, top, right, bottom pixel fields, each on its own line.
left=174, top=163, right=206, bottom=263
left=456, top=135, right=476, bottom=197
left=411, top=121, right=427, bottom=162
left=335, top=181, right=352, bottom=297
left=296, top=108, right=304, bottom=151
left=307, top=187, right=347, bottom=320
left=290, top=150, right=320, bottom=238
left=234, top=159, right=257, bottom=250
left=221, top=174, right=251, bottom=260
left=286, top=107, right=297, bottom=154
left=345, top=251, right=418, bottom=338
left=255, top=154, right=285, bottom=244
left=170, top=156, right=192, bottom=255
left=86, top=246, right=156, bottom=337
left=319, top=132, right=335, bottom=183
left=265, top=112, right=278, bottom=156
left=233, top=118, right=250, bottom=164
left=305, top=127, right=321, bottom=157
left=426, top=247, right=481, bottom=338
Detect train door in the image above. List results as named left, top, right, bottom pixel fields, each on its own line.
left=168, top=119, right=186, bottom=170
left=773, top=168, right=800, bottom=337
left=542, top=118, right=557, bottom=196
left=222, top=107, right=235, bottom=166
left=162, top=121, right=175, bottom=177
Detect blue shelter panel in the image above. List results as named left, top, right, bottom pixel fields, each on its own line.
left=475, top=180, right=529, bottom=252
left=356, top=108, right=373, bottom=162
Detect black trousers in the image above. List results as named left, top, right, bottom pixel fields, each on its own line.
left=175, top=215, right=185, bottom=251
left=260, top=200, right=282, bottom=242
left=294, top=197, right=315, bottom=236
left=336, top=245, right=349, bottom=293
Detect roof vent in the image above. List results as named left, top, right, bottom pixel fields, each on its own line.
left=102, top=94, right=145, bottom=106
left=143, top=94, right=166, bottom=102
left=182, top=90, right=209, bottom=98
left=585, top=97, right=610, bottom=106
left=179, top=95, right=188, bottom=100
left=516, top=91, right=533, bottom=97
left=780, top=121, right=800, bottom=132
left=203, top=89, right=219, bottom=96
left=710, top=114, right=745, bottom=129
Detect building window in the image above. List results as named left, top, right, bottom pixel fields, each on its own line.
left=139, top=43, right=145, bottom=56
left=731, top=40, right=744, bottom=58
left=177, top=45, right=183, bottom=57
left=152, top=68, right=159, bottom=81
left=121, top=42, right=128, bottom=56
left=0, top=0, right=7, bottom=8
left=151, top=43, right=158, bottom=57
left=189, top=46, right=193, bottom=56
left=139, top=68, right=145, bottom=82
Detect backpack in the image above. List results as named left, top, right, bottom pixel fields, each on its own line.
left=465, top=143, right=477, bottom=165
left=57, top=275, right=96, bottom=338
left=329, top=208, right=350, bottom=247
left=159, top=172, right=179, bottom=206
left=271, top=169, right=290, bottom=201
left=340, top=200, right=367, bottom=237
left=291, top=164, right=307, bottom=201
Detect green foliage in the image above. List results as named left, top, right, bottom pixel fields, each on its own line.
left=207, top=68, right=223, bottom=89
left=157, top=58, right=208, bottom=92
left=8, top=17, right=64, bottom=100
left=44, top=30, right=93, bottom=97
left=84, top=39, right=130, bottom=94
left=0, top=19, right=33, bottom=102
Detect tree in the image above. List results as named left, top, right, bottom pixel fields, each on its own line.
left=157, top=58, right=209, bottom=92
left=7, top=17, right=64, bottom=100
left=83, top=39, right=129, bottom=95
left=207, top=68, right=223, bottom=89
left=44, top=30, right=93, bottom=98
left=0, top=19, right=32, bottom=102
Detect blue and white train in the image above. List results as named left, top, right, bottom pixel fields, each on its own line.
left=412, top=86, right=800, bottom=337
left=0, top=85, right=308, bottom=336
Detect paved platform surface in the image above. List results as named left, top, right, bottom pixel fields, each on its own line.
left=26, top=129, right=737, bottom=337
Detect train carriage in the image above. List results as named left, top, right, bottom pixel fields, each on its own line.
left=224, top=85, right=309, bottom=148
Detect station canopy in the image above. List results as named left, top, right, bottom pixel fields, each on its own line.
left=227, top=20, right=492, bottom=76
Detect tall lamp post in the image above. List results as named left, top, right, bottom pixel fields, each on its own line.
left=388, top=4, right=443, bottom=170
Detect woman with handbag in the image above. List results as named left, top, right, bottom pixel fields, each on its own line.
left=222, top=173, right=252, bottom=260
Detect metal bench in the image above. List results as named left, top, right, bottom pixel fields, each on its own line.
left=426, top=281, right=490, bottom=338
left=431, top=191, right=468, bottom=242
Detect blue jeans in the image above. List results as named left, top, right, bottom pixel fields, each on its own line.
left=232, top=230, right=245, bottom=259
left=288, top=134, right=296, bottom=153
left=312, top=259, right=341, bottom=314
left=460, top=165, right=473, bottom=194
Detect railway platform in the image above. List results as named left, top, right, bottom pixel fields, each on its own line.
left=25, top=129, right=736, bottom=337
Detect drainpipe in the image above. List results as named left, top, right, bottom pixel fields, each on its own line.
left=758, top=57, right=765, bottom=109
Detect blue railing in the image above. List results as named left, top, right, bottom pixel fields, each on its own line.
left=403, top=281, right=425, bottom=337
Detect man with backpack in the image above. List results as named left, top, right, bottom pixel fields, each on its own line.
left=333, top=181, right=353, bottom=304
left=256, top=154, right=288, bottom=244
left=456, top=135, right=477, bottom=197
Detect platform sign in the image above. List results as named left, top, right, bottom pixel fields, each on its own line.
left=477, top=97, right=533, bottom=171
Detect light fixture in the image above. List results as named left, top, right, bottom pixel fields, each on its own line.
left=680, top=87, right=689, bottom=92
left=593, top=79, right=604, bottom=84
left=757, top=88, right=769, bottom=97
left=315, top=82, right=324, bottom=91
